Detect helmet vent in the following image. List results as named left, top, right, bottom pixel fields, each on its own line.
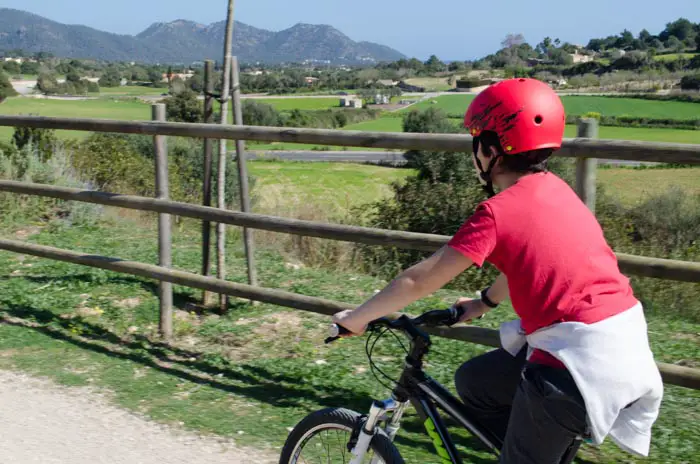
left=518, top=78, right=526, bottom=82
left=534, top=115, right=544, bottom=125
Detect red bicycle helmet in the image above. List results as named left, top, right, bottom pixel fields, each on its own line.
left=464, top=78, right=565, bottom=156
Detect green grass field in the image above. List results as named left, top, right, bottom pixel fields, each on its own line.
left=402, top=94, right=700, bottom=120
left=243, top=97, right=342, bottom=111
left=0, top=221, right=696, bottom=464
left=0, top=97, right=152, bottom=140
left=653, top=52, right=698, bottom=62
left=95, top=86, right=168, bottom=96
left=248, top=161, right=410, bottom=214
left=3, top=94, right=700, bottom=147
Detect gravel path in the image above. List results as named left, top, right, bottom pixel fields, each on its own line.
left=0, top=370, right=276, bottom=464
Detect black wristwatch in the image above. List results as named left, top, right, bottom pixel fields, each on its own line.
left=480, top=286, right=499, bottom=309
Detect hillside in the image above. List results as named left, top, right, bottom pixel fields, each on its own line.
left=0, top=8, right=406, bottom=64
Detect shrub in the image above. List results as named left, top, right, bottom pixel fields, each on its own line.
left=680, top=74, right=700, bottom=90
left=0, top=142, right=102, bottom=228
left=0, top=71, right=17, bottom=102
left=163, top=89, right=203, bottom=123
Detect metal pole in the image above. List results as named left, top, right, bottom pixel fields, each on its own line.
left=216, top=0, right=235, bottom=313
left=575, top=118, right=599, bottom=214
left=201, top=60, right=215, bottom=306
left=153, top=103, right=172, bottom=339
left=231, top=56, right=258, bottom=288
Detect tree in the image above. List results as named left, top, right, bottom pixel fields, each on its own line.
left=666, top=36, right=684, bottom=53
left=0, top=72, right=18, bottom=102
left=502, top=33, right=526, bottom=49
left=536, top=37, right=553, bottom=56
left=20, top=61, right=39, bottom=75
left=163, top=90, right=202, bottom=123
left=66, top=68, right=81, bottom=84
left=680, top=74, right=700, bottom=90
left=1, top=61, right=21, bottom=75
left=425, top=55, right=446, bottom=73
left=148, top=69, right=163, bottom=86
left=548, top=48, right=574, bottom=65
left=660, top=18, right=695, bottom=42
left=188, top=73, right=204, bottom=93
left=616, top=29, right=635, bottom=49
left=36, top=73, right=59, bottom=94
left=99, top=67, right=122, bottom=87
left=638, top=29, right=652, bottom=44
left=242, top=100, right=282, bottom=127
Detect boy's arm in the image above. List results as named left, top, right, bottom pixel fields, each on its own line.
left=484, top=272, right=509, bottom=305
left=333, top=245, right=474, bottom=334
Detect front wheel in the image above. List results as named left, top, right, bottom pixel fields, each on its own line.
left=279, top=407, right=405, bottom=464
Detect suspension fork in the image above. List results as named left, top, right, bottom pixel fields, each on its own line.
left=348, top=398, right=409, bottom=464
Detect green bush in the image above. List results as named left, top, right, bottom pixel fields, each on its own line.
left=0, top=142, right=102, bottom=228
left=680, top=74, right=700, bottom=90
left=72, top=133, right=254, bottom=210
left=0, top=71, right=17, bottom=102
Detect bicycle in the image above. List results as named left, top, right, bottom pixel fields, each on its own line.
left=278, top=307, right=584, bottom=463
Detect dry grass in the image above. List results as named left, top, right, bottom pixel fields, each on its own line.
left=597, top=167, right=700, bottom=206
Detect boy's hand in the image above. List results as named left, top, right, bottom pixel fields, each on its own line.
left=453, top=298, right=489, bottom=323
left=331, top=310, right=368, bottom=337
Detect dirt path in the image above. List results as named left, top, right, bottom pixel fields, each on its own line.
left=0, top=370, right=276, bottom=464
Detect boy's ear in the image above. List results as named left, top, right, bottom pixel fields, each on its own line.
left=486, top=145, right=500, bottom=159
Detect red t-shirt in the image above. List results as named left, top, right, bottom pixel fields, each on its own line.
left=448, top=172, right=638, bottom=368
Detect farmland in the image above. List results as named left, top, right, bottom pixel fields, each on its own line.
left=401, top=94, right=700, bottom=119
left=2, top=93, right=700, bottom=146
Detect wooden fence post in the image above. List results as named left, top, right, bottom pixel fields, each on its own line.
left=575, top=118, right=599, bottom=214
left=216, top=0, right=236, bottom=314
left=231, top=56, right=258, bottom=288
left=153, top=103, right=172, bottom=339
left=201, top=60, right=215, bottom=306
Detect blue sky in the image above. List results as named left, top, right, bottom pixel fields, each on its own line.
left=4, top=0, right=699, bottom=60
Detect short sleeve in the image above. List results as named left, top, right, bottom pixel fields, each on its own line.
left=447, top=204, right=497, bottom=267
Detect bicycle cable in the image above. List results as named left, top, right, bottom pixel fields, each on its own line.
left=366, top=325, right=411, bottom=392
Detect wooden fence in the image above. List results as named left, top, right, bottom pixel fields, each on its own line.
left=0, top=112, right=698, bottom=391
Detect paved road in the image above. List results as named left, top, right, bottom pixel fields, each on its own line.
left=243, top=150, right=657, bottom=167
left=0, top=370, right=275, bottom=464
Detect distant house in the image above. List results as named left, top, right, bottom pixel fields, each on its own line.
left=374, top=94, right=390, bottom=104
left=339, top=97, right=363, bottom=108
left=162, top=72, right=195, bottom=83
left=571, top=52, right=593, bottom=64
left=305, top=76, right=319, bottom=85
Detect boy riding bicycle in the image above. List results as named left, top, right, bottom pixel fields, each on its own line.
left=332, top=78, right=663, bottom=463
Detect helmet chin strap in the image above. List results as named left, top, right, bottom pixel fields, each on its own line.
left=473, top=151, right=501, bottom=198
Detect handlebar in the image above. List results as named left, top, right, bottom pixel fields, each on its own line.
left=325, top=306, right=466, bottom=344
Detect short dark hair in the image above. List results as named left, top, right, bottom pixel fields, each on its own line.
left=477, top=130, right=553, bottom=174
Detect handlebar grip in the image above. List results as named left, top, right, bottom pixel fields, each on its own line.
left=325, top=323, right=351, bottom=344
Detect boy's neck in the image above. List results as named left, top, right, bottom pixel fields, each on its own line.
left=493, top=171, right=539, bottom=191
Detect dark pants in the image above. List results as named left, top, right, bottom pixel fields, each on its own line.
left=454, top=347, right=588, bottom=464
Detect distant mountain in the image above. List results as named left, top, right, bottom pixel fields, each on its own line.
left=0, top=8, right=406, bottom=64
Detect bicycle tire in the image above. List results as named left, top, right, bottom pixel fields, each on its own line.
left=279, top=407, right=405, bottom=464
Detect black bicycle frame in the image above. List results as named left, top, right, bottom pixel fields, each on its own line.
left=394, top=367, right=502, bottom=464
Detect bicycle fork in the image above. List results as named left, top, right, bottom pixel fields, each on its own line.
left=348, top=398, right=409, bottom=464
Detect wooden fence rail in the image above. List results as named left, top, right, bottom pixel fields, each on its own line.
left=1, top=115, right=700, bottom=164
left=0, top=237, right=697, bottom=390
left=0, top=180, right=698, bottom=283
